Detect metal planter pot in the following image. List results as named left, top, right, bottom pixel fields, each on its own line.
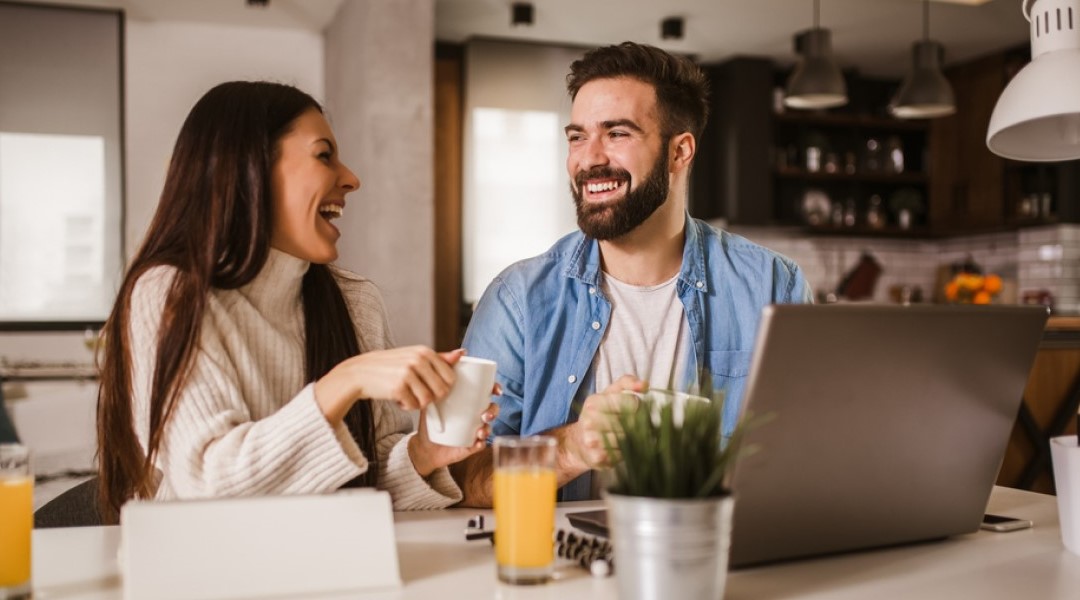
left=606, top=493, right=734, bottom=600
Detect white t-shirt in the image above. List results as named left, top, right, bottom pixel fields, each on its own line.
left=593, top=271, right=691, bottom=393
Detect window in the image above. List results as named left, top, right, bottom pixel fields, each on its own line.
left=0, top=3, right=123, bottom=328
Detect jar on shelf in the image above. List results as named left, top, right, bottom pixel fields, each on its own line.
left=885, top=136, right=904, bottom=173
left=866, top=195, right=886, bottom=229
left=864, top=137, right=882, bottom=172
left=843, top=197, right=857, bottom=227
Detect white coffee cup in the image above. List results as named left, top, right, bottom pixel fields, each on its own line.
left=1050, top=435, right=1080, bottom=556
left=424, top=356, right=497, bottom=447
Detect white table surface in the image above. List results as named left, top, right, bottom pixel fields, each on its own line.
left=30, top=486, right=1080, bottom=600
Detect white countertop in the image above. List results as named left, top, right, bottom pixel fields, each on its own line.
left=30, top=486, right=1080, bottom=599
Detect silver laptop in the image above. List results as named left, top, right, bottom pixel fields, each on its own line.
left=728, top=303, right=1047, bottom=567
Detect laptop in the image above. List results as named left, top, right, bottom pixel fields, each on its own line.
left=568, top=304, right=1048, bottom=568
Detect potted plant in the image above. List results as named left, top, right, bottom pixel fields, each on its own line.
left=886, top=187, right=925, bottom=230
left=601, top=389, right=749, bottom=600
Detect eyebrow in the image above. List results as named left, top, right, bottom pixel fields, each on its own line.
left=312, top=138, right=336, bottom=152
left=563, top=119, right=644, bottom=136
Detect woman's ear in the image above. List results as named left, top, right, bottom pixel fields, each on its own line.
left=669, top=132, right=696, bottom=173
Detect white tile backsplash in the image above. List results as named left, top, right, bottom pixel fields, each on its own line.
left=718, top=222, right=1080, bottom=308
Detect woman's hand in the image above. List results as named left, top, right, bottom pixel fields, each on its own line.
left=314, top=346, right=464, bottom=424
left=408, top=402, right=500, bottom=478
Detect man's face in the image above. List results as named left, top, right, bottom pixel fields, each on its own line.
left=565, top=77, right=671, bottom=241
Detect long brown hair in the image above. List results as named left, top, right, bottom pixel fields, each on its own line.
left=96, top=81, right=376, bottom=522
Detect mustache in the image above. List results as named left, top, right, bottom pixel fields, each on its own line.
left=574, top=166, right=631, bottom=190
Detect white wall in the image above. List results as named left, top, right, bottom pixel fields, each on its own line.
left=124, top=19, right=324, bottom=255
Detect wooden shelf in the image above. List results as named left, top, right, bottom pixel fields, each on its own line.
left=775, top=167, right=928, bottom=184
left=801, top=225, right=937, bottom=238
left=772, top=111, right=930, bottom=131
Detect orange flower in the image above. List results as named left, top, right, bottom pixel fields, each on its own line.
left=973, top=290, right=992, bottom=305
left=984, top=274, right=1002, bottom=295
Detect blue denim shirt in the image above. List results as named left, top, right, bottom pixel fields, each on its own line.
left=462, top=215, right=812, bottom=498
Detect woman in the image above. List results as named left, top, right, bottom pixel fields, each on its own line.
left=96, top=81, right=493, bottom=522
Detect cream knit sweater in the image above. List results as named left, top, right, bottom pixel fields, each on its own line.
left=128, top=248, right=462, bottom=509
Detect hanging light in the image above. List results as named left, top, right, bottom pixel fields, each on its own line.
left=785, top=0, right=848, bottom=109
left=987, top=0, right=1080, bottom=161
left=890, top=0, right=956, bottom=119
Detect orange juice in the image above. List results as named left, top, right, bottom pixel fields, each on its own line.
left=494, top=466, right=557, bottom=568
left=0, top=475, right=33, bottom=587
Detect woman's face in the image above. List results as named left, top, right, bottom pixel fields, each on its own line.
left=270, top=108, right=360, bottom=264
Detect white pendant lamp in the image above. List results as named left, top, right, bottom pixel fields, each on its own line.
left=890, top=0, right=956, bottom=119
left=785, top=0, right=848, bottom=109
left=987, top=0, right=1080, bottom=161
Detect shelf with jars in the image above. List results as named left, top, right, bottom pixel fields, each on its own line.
left=772, top=107, right=931, bottom=234
left=688, top=56, right=937, bottom=235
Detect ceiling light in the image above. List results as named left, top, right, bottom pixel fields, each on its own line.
left=890, top=0, right=956, bottom=118
left=785, top=0, right=848, bottom=110
left=661, top=17, right=684, bottom=41
left=511, top=2, right=534, bottom=27
left=987, top=0, right=1080, bottom=161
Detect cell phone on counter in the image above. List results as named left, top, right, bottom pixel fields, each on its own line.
left=980, top=513, right=1034, bottom=532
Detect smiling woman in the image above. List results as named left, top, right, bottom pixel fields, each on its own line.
left=95, top=81, right=498, bottom=523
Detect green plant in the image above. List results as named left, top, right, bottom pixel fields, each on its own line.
left=602, top=390, right=750, bottom=499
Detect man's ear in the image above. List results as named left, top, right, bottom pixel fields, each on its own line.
left=669, top=132, right=696, bottom=172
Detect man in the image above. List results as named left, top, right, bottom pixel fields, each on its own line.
left=451, top=42, right=812, bottom=505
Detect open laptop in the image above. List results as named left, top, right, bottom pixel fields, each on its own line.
left=568, top=304, right=1048, bottom=568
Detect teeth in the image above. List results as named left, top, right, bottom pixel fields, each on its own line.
left=319, top=204, right=343, bottom=219
left=586, top=181, right=621, bottom=193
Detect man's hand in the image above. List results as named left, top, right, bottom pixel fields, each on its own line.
left=562, top=375, right=646, bottom=472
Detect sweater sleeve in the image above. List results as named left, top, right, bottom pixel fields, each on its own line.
left=333, top=270, right=464, bottom=509
left=130, top=267, right=366, bottom=499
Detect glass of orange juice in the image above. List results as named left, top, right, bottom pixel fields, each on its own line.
left=493, top=435, right=557, bottom=585
left=1, top=444, right=32, bottom=599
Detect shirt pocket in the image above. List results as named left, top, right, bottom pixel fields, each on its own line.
left=704, top=350, right=755, bottom=431
left=705, top=350, right=754, bottom=380
left=699, top=351, right=751, bottom=392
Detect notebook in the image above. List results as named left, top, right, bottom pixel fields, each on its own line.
left=568, top=304, right=1048, bottom=568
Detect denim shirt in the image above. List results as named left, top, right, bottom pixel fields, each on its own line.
left=462, top=215, right=812, bottom=498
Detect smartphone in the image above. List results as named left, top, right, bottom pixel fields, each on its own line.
left=981, top=513, right=1034, bottom=532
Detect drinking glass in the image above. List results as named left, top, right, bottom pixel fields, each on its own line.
left=493, top=436, right=557, bottom=585
left=0, top=444, right=32, bottom=599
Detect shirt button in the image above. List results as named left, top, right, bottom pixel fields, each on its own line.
left=568, top=375, right=577, bottom=384
left=591, top=321, right=601, bottom=330
left=695, top=281, right=704, bottom=288
left=589, top=287, right=596, bottom=295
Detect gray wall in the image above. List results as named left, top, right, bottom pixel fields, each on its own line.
left=325, top=0, right=435, bottom=347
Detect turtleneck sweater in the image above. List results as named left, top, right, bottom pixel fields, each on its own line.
left=128, top=248, right=462, bottom=509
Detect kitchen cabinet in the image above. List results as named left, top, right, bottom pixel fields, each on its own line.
left=692, top=50, right=1080, bottom=234
left=931, top=46, right=1080, bottom=231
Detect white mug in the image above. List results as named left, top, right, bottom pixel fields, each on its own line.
left=424, top=357, right=497, bottom=447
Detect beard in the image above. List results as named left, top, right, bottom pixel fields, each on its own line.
left=572, top=144, right=670, bottom=241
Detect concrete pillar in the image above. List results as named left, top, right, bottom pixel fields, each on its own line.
left=324, top=0, right=435, bottom=347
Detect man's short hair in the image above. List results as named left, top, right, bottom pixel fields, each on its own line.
left=566, top=42, right=710, bottom=140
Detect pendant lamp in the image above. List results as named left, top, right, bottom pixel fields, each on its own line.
left=987, top=0, right=1080, bottom=161
left=890, top=0, right=956, bottom=119
left=785, top=0, right=848, bottom=109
